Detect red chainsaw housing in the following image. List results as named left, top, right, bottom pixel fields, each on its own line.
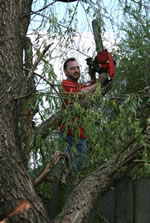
left=97, top=49, right=115, bottom=78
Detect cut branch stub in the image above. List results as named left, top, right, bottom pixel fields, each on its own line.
left=92, top=19, right=103, bottom=52
left=0, top=200, right=31, bottom=223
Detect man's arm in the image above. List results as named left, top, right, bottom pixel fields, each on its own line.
left=81, top=83, right=98, bottom=93
left=81, top=72, right=108, bottom=94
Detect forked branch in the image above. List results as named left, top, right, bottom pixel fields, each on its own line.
left=33, top=151, right=70, bottom=187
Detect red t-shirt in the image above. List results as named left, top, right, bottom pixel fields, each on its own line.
left=60, top=79, right=88, bottom=138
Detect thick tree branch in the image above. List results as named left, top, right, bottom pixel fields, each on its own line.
left=53, top=119, right=150, bottom=223
left=92, top=19, right=103, bottom=52
left=35, top=110, right=63, bottom=139
left=54, top=145, right=143, bottom=223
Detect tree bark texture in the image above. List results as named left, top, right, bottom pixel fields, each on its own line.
left=53, top=120, right=150, bottom=223
left=53, top=145, right=143, bottom=223
left=0, top=1, right=149, bottom=223
left=0, top=1, right=50, bottom=222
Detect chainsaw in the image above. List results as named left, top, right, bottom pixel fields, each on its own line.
left=86, top=49, right=115, bottom=84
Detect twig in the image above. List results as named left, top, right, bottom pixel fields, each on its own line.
left=130, top=0, right=150, bottom=9
left=22, top=0, right=57, bottom=19
left=94, top=208, right=110, bottom=223
left=68, top=47, right=90, bottom=57
left=27, top=43, right=53, bottom=81
left=133, top=159, right=146, bottom=163
left=31, top=1, right=57, bottom=15
left=35, top=72, right=59, bottom=95
left=33, top=151, right=70, bottom=187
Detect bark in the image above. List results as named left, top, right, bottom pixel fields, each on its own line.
left=53, top=121, right=150, bottom=223
left=36, top=111, right=63, bottom=139
left=0, top=1, right=149, bottom=223
left=92, top=19, right=103, bottom=52
left=0, top=1, right=50, bottom=222
left=53, top=146, right=143, bottom=223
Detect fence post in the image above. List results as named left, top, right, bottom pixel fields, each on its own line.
left=115, top=177, right=134, bottom=223
left=135, top=177, right=150, bottom=223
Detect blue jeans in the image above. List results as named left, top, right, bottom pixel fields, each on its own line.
left=62, top=134, right=87, bottom=171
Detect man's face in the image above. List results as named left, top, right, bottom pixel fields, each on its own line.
left=64, top=60, right=80, bottom=82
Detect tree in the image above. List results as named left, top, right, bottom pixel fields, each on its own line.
left=0, top=0, right=150, bottom=222
left=112, top=0, right=150, bottom=95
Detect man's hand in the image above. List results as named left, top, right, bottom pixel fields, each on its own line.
left=96, top=72, right=113, bottom=95
left=101, top=81, right=113, bottom=95
left=96, top=72, right=108, bottom=86
left=81, top=73, right=109, bottom=94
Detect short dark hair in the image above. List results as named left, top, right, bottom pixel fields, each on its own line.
left=63, top=57, right=76, bottom=70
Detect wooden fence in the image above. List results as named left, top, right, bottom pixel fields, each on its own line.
left=48, top=177, right=150, bottom=223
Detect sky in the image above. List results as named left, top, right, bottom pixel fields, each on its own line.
left=27, top=0, right=123, bottom=125
left=30, top=0, right=122, bottom=33
left=28, top=0, right=120, bottom=82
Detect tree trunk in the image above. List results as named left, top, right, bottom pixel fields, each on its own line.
left=0, top=1, right=149, bottom=223
left=0, top=1, right=50, bottom=222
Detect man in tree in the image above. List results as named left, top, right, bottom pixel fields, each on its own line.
left=60, top=57, right=103, bottom=171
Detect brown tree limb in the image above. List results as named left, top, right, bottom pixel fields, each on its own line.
left=35, top=110, right=63, bottom=139
left=27, top=43, right=53, bottom=80
left=54, top=145, right=143, bottom=223
left=0, top=200, right=31, bottom=223
left=53, top=117, right=150, bottom=223
left=33, top=151, right=70, bottom=187
left=92, top=19, right=103, bottom=52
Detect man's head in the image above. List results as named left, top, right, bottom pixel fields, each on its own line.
left=63, top=58, right=80, bottom=82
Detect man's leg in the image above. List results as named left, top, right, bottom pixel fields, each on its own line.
left=65, top=135, right=74, bottom=164
left=65, top=135, right=87, bottom=171
left=75, top=138, right=87, bottom=170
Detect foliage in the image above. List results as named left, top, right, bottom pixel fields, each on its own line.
left=113, top=0, right=150, bottom=95
left=21, top=0, right=150, bottom=207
